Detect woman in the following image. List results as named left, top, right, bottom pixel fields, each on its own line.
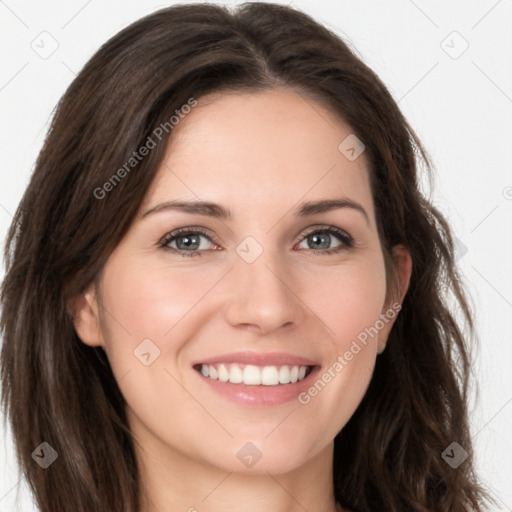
left=0, top=2, right=492, bottom=511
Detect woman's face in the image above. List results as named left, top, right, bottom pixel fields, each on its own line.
left=75, top=88, right=408, bottom=475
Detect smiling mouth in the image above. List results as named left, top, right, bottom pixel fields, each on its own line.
left=193, top=363, right=314, bottom=386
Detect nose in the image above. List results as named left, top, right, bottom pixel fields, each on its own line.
left=223, top=248, right=305, bottom=335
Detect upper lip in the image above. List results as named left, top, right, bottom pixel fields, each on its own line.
left=192, top=351, right=318, bottom=367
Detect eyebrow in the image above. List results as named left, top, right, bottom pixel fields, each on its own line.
left=142, top=198, right=369, bottom=224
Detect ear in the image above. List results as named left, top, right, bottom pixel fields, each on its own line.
left=377, top=244, right=412, bottom=354
left=68, top=282, right=104, bottom=347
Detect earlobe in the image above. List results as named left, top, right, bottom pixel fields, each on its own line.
left=378, top=245, right=412, bottom=354
left=68, top=283, right=104, bottom=347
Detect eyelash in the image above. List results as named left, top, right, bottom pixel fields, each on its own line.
left=157, top=225, right=355, bottom=258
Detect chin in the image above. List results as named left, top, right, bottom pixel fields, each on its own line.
left=197, top=431, right=326, bottom=476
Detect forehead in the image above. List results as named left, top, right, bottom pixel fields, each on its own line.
left=143, top=88, right=374, bottom=220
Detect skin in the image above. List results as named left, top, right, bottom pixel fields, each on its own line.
left=73, top=88, right=411, bottom=512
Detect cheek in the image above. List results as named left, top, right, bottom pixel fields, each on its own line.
left=96, top=256, right=229, bottom=400
left=292, top=256, right=387, bottom=432
left=99, top=258, right=222, bottom=344
left=302, top=256, right=388, bottom=348
left=95, top=259, right=218, bottom=434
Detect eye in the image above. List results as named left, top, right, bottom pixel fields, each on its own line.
left=158, top=225, right=354, bottom=258
left=296, top=226, right=354, bottom=254
left=158, top=227, right=219, bottom=257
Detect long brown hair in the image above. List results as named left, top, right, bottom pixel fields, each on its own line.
left=1, top=3, right=492, bottom=511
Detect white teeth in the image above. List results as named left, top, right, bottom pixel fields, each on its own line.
left=218, top=363, right=229, bottom=382
left=199, top=363, right=310, bottom=386
left=243, top=365, right=261, bottom=385
left=279, top=365, right=291, bottom=384
left=261, top=366, right=279, bottom=386
left=229, top=365, right=243, bottom=384
left=209, top=365, right=218, bottom=379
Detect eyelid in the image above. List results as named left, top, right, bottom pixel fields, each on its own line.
left=158, top=223, right=355, bottom=255
left=297, top=224, right=353, bottom=241
left=298, top=224, right=355, bottom=245
left=157, top=226, right=220, bottom=250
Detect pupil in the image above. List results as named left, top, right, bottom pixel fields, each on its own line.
left=178, top=235, right=199, bottom=250
left=310, top=233, right=329, bottom=249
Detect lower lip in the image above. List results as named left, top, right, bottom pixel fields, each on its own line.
left=196, top=367, right=320, bottom=406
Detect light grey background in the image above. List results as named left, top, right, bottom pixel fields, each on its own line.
left=1, top=0, right=511, bottom=510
